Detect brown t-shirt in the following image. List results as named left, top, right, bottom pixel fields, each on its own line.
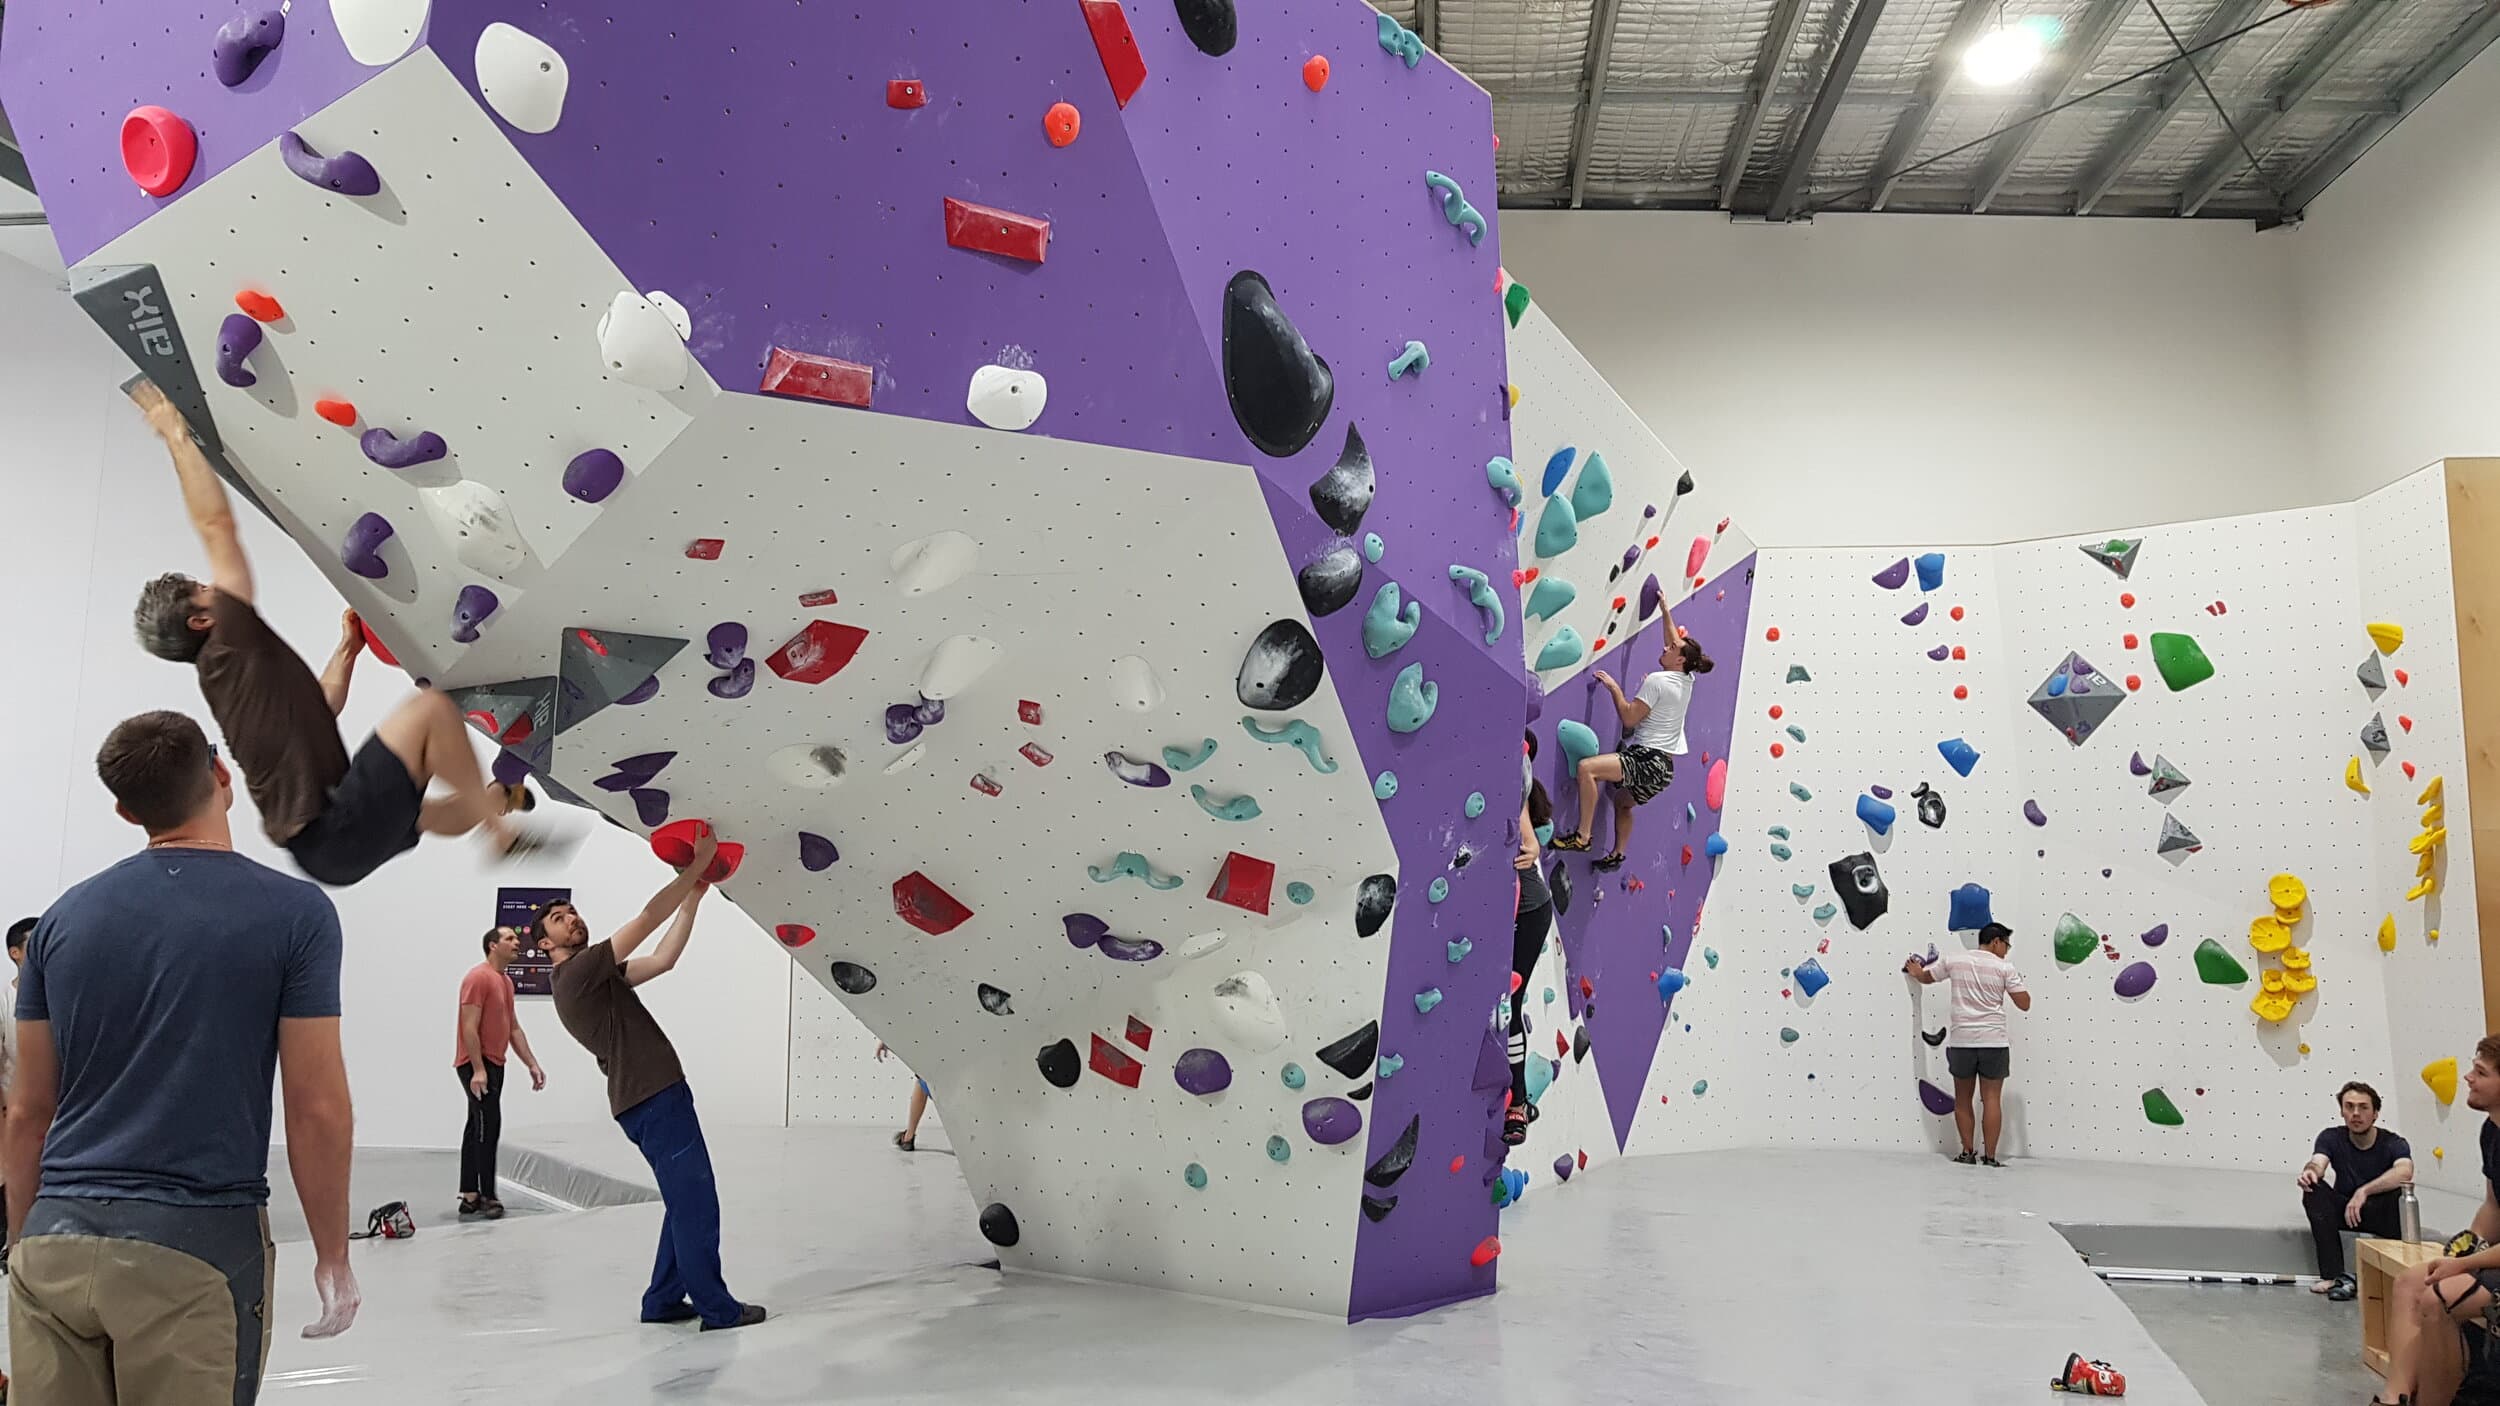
left=194, top=593, right=349, bottom=845
left=550, top=940, right=686, bottom=1118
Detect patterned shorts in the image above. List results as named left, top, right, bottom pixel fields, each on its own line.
left=1619, top=746, right=1676, bottom=806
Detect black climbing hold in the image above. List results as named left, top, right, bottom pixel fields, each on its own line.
left=1360, top=1193, right=1399, bottom=1222
left=1237, top=618, right=1325, bottom=711
left=1550, top=861, right=1574, bottom=916
left=1571, top=1026, right=1591, bottom=1063
left=1347, top=1081, right=1373, bottom=1102
left=1921, top=1026, right=1948, bottom=1048
left=1315, top=1021, right=1380, bottom=1080
left=1676, top=471, right=1695, bottom=497
left=1365, top=1114, right=1421, bottom=1189
left=1354, top=875, right=1397, bottom=937
left=978, top=1203, right=1020, bottom=1247
left=829, top=961, right=876, bottom=995
left=1911, top=782, right=1946, bottom=829
left=1452, top=845, right=1475, bottom=870
left=1830, top=851, right=1890, bottom=930
left=1222, top=270, right=1334, bottom=458
left=1296, top=541, right=1365, bottom=618
left=1173, top=0, right=1238, bottom=56
left=1309, top=425, right=1376, bottom=535
left=978, top=983, right=1014, bottom=1015
left=1037, top=1038, right=1081, bottom=1088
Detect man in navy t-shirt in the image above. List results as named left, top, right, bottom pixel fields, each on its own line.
left=2298, top=1081, right=2414, bottom=1299
left=2378, top=1036, right=2500, bottom=1406
left=4, top=710, right=362, bottom=1405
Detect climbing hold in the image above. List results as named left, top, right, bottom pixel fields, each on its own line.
left=339, top=512, right=395, bottom=580
left=1525, top=576, right=1578, bottom=623
left=314, top=398, right=358, bottom=427
left=1793, top=957, right=1830, bottom=998
left=1387, top=340, right=1431, bottom=380
left=795, top=832, right=839, bottom=873
left=887, top=79, right=929, bottom=109
left=2024, top=799, right=2048, bottom=827
left=2114, top=962, right=2157, bottom=998
left=1856, top=794, right=1896, bottom=836
left=1533, top=496, right=1580, bottom=559
left=1535, top=628, right=1587, bottom=672
left=1387, top=663, right=1439, bottom=733
left=212, top=8, right=288, bottom=87
left=1777, top=846, right=1799, bottom=863
left=767, top=620, right=872, bottom=688
left=1414, top=987, right=1444, bottom=1014
left=1464, top=792, right=1487, bottom=820
left=592, top=291, right=689, bottom=392
left=1448, top=564, right=1506, bottom=643
left=360, top=426, right=447, bottom=470
left=1377, top=11, right=1426, bottom=67
left=560, top=448, right=626, bottom=505
left=2156, top=814, right=2202, bottom=858
left=1656, top=968, right=1688, bottom=1001
left=1871, top=559, right=1911, bottom=590
left=1570, top=452, right=1615, bottom=520
left=1919, top=1080, right=1956, bottom=1116
left=1143, top=739, right=1208, bottom=777
left=1447, top=938, right=1473, bottom=962
left=1699, top=757, right=1728, bottom=812
left=1088, top=851, right=1184, bottom=890
left=1911, top=783, right=1946, bottom=829
left=120, top=106, right=199, bottom=197
left=1361, top=581, right=1423, bottom=660
left=1789, top=783, right=1813, bottom=802
left=891, top=872, right=974, bottom=936
left=474, top=21, right=570, bottom=133
left=760, top=347, right=871, bottom=407
left=2368, top=622, right=2406, bottom=655
left=425, top=479, right=526, bottom=579
left=1830, top=852, right=1888, bottom=930
left=1190, top=784, right=1263, bottom=823
left=1207, top=851, right=1277, bottom=914
left=1297, top=541, right=1366, bottom=617
left=2377, top=913, right=2398, bottom=952
left=2358, top=654, right=2389, bottom=691
left=277, top=130, right=380, bottom=196
left=1087, top=1033, right=1147, bottom=1087
left=1223, top=271, right=1334, bottom=458
left=976, top=1203, right=1021, bottom=1248
left=966, top=364, right=1049, bottom=431
left=1786, top=664, right=1809, bottom=683
left=2424, top=1057, right=2460, bottom=1105
left=2147, top=755, right=2192, bottom=798
left=2142, top=1089, right=2185, bottom=1127
left=2053, top=914, right=2099, bottom=966
left=1685, top=536, right=1711, bottom=582
left=2079, top=538, right=2142, bottom=578
left=1914, top=553, right=1946, bottom=592
left=1704, top=833, right=1729, bottom=858
left=1504, top=277, right=1533, bottom=329
left=941, top=193, right=1057, bottom=262
left=2149, top=633, right=2216, bottom=691
left=1173, top=1048, right=1234, bottom=1097
left=1486, top=457, right=1523, bottom=507
left=1376, top=1053, right=1405, bottom=1081
left=1373, top=772, right=1399, bottom=799
left=449, top=584, right=500, bottom=644
left=1238, top=619, right=1326, bottom=710
left=2346, top=756, right=2372, bottom=796
left=1426, top=877, right=1449, bottom=904
left=1900, top=603, right=1930, bottom=627
left=2248, top=915, right=2291, bottom=954
left=1938, top=738, right=1980, bottom=778
left=1314, top=1022, right=1380, bottom=1082
left=1690, top=1081, right=1709, bottom=1098
left=1423, top=170, right=1487, bottom=247
left=1305, top=425, right=1377, bottom=537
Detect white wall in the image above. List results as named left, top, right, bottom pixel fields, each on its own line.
left=0, top=255, right=792, bottom=1149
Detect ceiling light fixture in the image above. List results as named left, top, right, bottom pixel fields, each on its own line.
left=1964, top=12, right=2052, bottom=87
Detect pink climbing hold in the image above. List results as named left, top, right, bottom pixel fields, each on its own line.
left=1705, top=757, right=1727, bottom=811
left=1685, top=536, right=1709, bottom=581
left=121, top=106, right=198, bottom=197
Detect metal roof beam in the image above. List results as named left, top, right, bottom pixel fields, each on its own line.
left=1564, top=0, right=1628, bottom=210
left=1713, top=0, right=1815, bottom=210
left=1416, top=0, right=1440, bottom=53
left=1968, top=0, right=2138, bottom=213
left=2073, top=0, right=2270, bottom=214
left=1499, top=84, right=2397, bottom=113
left=2176, top=0, right=2400, bottom=216
left=2278, top=3, right=2500, bottom=216
left=1763, top=0, right=1892, bottom=221
left=1867, top=0, right=1997, bottom=211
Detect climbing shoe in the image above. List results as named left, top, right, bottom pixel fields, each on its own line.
left=2050, top=1352, right=2126, bottom=1396
left=1549, top=832, right=1591, bottom=852
left=2327, top=1275, right=2359, bottom=1301
left=1591, top=853, right=1627, bottom=872
left=1953, top=1150, right=1979, bottom=1166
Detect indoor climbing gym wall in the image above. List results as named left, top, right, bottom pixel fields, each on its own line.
left=1, top=0, right=1540, bottom=1319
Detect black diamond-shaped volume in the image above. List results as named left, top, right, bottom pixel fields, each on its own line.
left=1315, top=1021, right=1380, bottom=1080
left=1223, top=270, right=1333, bottom=458
left=1309, top=425, right=1375, bottom=535
left=1365, top=1114, right=1421, bottom=1189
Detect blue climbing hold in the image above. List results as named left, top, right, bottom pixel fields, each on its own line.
left=1465, top=792, right=1487, bottom=819
left=1423, top=170, right=1486, bottom=247
left=1525, top=575, right=1578, bottom=622
left=1781, top=1027, right=1801, bottom=1044
left=1792, top=883, right=1815, bottom=899
left=1376, top=12, right=1425, bottom=66
left=1163, top=737, right=1219, bottom=772
left=1948, top=882, right=1993, bottom=931
left=1704, top=833, right=1729, bottom=857
left=1374, top=771, right=1399, bottom=799
left=1691, top=1080, right=1709, bottom=1096
left=1363, top=581, right=1421, bottom=658
left=1541, top=447, right=1576, bottom=498
left=1535, top=628, right=1586, bottom=672
left=1242, top=716, right=1338, bottom=773
left=1657, top=968, right=1688, bottom=1001
left=1786, top=725, right=1806, bottom=743
left=1526, top=1055, right=1552, bottom=1102
left=1486, top=457, right=1522, bottom=506
left=1938, top=738, right=1981, bottom=777
left=1387, top=662, right=1440, bottom=733
left=1703, top=948, right=1720, bottom=969
left=1535, top=823, right=1554, bottom=845
left=1415, top=987, right=1443, bottom=1013
left=1557, top=719, right=1601, bottom=772
left=1856, top=794, right=1897, bottom=835
left=1287, top=882, right=1316, bottom=905
left=1267, top=1136, right=1292, bottom=1164
left=1570, top=451, right=1614, bottom=520
left=1533, top=495, right=1579, bottom=558
left=1427, top=877, right=1449, bottom=903
left=1448, top=564, right=1505, bottom=644
left=1388, top=340, right=1431, bottom=380
left=1364, top=533, right=1385, bottom=562
left=1769, top=825, right=1792, bottom=840
left=1500, top=1166, right=1528, bottom=1204
left=1794, top=956, right=1830, bottom=997
left=2047, top=671, right=2068, bottom=698
left=1915, top=552, right=1946, bottom=592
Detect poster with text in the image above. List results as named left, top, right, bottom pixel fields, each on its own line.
left=495, top=886, right=571, bottom=996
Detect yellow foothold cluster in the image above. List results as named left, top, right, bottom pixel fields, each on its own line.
left=2249, top=915, right=2291, bottom=953
left=2425, top=1057, right=2460, bottom=1105
left=2250, top=875, right=2313, bottom=1023
left=2409, top=777, right=2447, bottom=903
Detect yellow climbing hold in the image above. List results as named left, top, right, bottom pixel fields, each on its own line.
left=1507, top=384, right=1520, bottom=409
left=2423, top=805, right=2446, bottom=827
left=2281, top=946, right=2311, bottom=970
left=2378, top=914, right=2398, bottom=951
left=2269, top=874, right=2308, bottom=912
left=2416, top=852, right=2437, bottom=878
left=2411, top=827, right=2449, bottom=855
left=2425, top=1057, right=2460, bottom=1105
left=2300, top=1044, right=2312, bottom=1055
left=2252, top=989, right=2298, bottom=1023
left=2430, top=929, right=2442, bottom=943
left=2346, top=757, right=2371, bottom=796
left=2408, top=876, right=2437, bottom=902
left=2284, top=968, right=2317, bottom=994
left=2249, top=915, right=2292, bottom=953
left=2368, top=622, right=2405, bottom=655
left=2436, top=1146, right=2446, bottom=1160
left=2420, top=776, right=2445, bottom=805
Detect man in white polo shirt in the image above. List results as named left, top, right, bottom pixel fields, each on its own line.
left=1903, top=922, right=2031, bottom=1168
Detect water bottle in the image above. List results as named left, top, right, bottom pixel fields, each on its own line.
left=2401, top=1184, right=2423, bottom=1245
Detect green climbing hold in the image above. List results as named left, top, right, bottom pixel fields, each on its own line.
left=1163, top=737, right=1219, bottom=772
left=1374, top=771, right=1399, bottom=799
left=1267, top=1135, right=1293, bottom=1163
left=1533, top=495, right=1579, bottom=558
left=1504, top=278, right=1532, bottom=329
left=1185, top=1162, right=1208, bottom=1188
left=1448, top=564, right=1506, bottom=644
left=1703, top=948, right=1720, bottom=968
left=1364, top=533, right=1385, bottom=562
left=1787, top=665, right=1811, bottom=683
left=1569, top=451, right=1614, bottom=521
left=2142, top=1088, right=2185, bottom=1127
left=1465, top=792, right=1486, bottom=819
left=1525, top=575, right=1578, bottom=622
left=1557, top=719, right=1600, bottom=772
left=1811, top=901, right=1835, bottom=920
left=1789, top=783, right=1813, bottom=802
left=1387, top=662, right=1439, bottom=733
left=2053, top=913, right=2099, bottom=966
left=1486, top=457, right=1522, bottom=507
left=2194, top=938, right=2249, bottom=985
left=1241, top=716, right=1338, bottom=773
left=1427, top=877, right=1449, bottom=903
left=1773, top=844, right=1795, bottom=861
left=1785, top=725, right=1805, bottom=743
left=1281, top=1063, right=1306, bottom=1089
left=1791, top=884, right=1814, bottom=899
left=1535, top=628, right=1587, bottom=672
left=1287, top=881, right=1315, bottom=905
left=1768, top=826, right=1791, bottom=840
left=1190, top=784, right=1262, bottom=822
left=2150, top=632, right=2216, bottom=691
left=1363, top=581, right=1421, bottom=658
left=1089, top=851, right=1185, bottom=889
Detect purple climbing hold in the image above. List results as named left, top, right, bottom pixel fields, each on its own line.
left=616, top=674, right=660, bottom=706
left=597, top=751, right=674, bottom=789
left=450, top=584, right=499, bottom=643
left=884, top=704, right=925, bottom=745
left=1638, top=574, right=1662, bottom=621
left=707, top=657, right=756, bottom=699
left=2070, top=655, right=2096, bottom=677
left=1919, top=1079, right=1956, bottom=1115
left=1064, top=914, right=1109, bottom=950
left=211, top=8, right=286, bottom=87
left=629, top=787, right=670, bottom=828
left=215, top=313, right=262, bottom=388
left=1870, top=785, right=1894, bottom=800
left=340, top=511, right=394, bottom=579
left=1872, top=558, right=1911, bottom=590
left=2129, top=751, right=2151, bottom=776
left=1900, top=602, right=1930, bottom=627
left=1619, top=545, right=1640, bottom=573
left=2023, top=799, right=2048, bottom=827
left=490, top=750, right=531, bottom=786
left=360, top=426, right=448, bottom=469
left=705, top=622, right=748, bottom=669
left=1302, top=1096, right=1363, bottom=1146
left=277, top=131, right=381, bottom=196
left=1926, top=645, right=1950, bottom=661
left=1173, top=1048, right=1234, bottom=1097
left=912, top=695, right=947, bottom=727
left=2114, top=961, right=2157, bottom=998
left=799, top=831, right=839, bottom=871
left=1096, top=934, right=1165, bottom=962
left=563, top=448, right=626, bottom=504
left=2141, top=923, right=2169, bottom=947
left=1553, top=1154, right=1574, bottom=1183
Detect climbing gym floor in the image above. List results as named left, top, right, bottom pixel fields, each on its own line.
left=236, top=1133, right=2472, bottom=1404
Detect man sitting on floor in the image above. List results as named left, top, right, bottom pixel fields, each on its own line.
left=2300, top=1080, right=2413, bottom=1301
left=2378, top=1037, right=2500, bottom=1406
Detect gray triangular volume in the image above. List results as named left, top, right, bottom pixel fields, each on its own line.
left=2079, top=538, right=2141, bottom=579
left=2147, top=755, right=2192, bottom=797
left=75, top=265, right=222, bottom=452
left=2026, top=653, right=2126, bottom=747
left=556, top=628, right=688, bottom=734
left=2157, top=812, right=2202, bottom=856
left=2361, top=713, right=2392, bottom=757
left=451, top=677, right=557, bottom=772
left=2358, top=654, right=2388, bottom=691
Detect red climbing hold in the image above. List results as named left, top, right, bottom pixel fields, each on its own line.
left=1080, top=0, right=1149, bottom=107
left=1577, top=1150, right=1588, bottom=1170
left=1303, top=54, right=1331, bottom=91
left=235, top=290, right=284, bottom=323
left=1044, top=102, right=1081, bottom=147
left=2120, top=593, right=2137, bottom=608
left=1951, top=646, right=1966, bottom=661
left=1680, top=845, right=1693, bottom=865
left=944, top=197, right=1051, bottom=264
left=892, top=871, right=974, bottom=935
left=650, top=819, right=745, bottom=882
left=886, top=79, right=927, bottom=109
left=2400, top=715, right=2415, bottom=732
left=315, top=398, right=358, bottom=427
left=2125, top=675, right=2142, bottom=691
left=1019, top=699, right=1044, bottom=725
left=1125, top=1015, right=1153, bottom=1051
left=1578, top=976, right=1594, bottom=999
left=766, top=620, right=870, bottom=685
left=1088, top=1033, right=1145, bottom=1088
left=1554, top=1032, right=1568, bottom=1057
left=1954, top=685, right=1969, bottom=701
left=359, top=618, right=398, bottom=667
left=1449, top=1156, right=1465, bottom=1173
left=685, top=538, right=726, bottom=560
left=761, top=347, right=874, bottom=408
left=1766, top=627, right=1781, bottom=642
left=2395, top=669, right=2411, bottom=686
left=1470, top=1236, right=1502, bottom=1268
left=1509, top=972, right=1524, bottom=993
left=1950, top=606, right=1965, bottom=621
left=120, top=106, right=197, bottom=197
left=2123, top=633, right=2140, bottom=649
left=1207, top=851, right=1277, bottom=914
left=1590, top=637, right=1609, bottom=653
left=800, top=588, right=841, bottom=607
left=1020, top=742, right=1054, bottom=767
left=969, top=773, right=1002, bottom=797
left=1611, top=596, right=1627, bottom=611
left=1769, top=705, right=1784, bottom=720
left=2404, top=762, right=2418, bottom=780
left=774, top=923, right=817, bottom=948
left=1770, top=743, right=1784, bottom=758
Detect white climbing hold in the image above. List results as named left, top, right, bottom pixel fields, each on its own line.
left=644, top=289, right=693, bottom=342
left=1174, top=930, right=1231, bottom=961
left=966, top=364, right=1048, bottom=431
left=596, top=291, right=687, bottom=391
left=891, top=530, right=979, bottom=596
left=420, top=481, right=528, bottom=578
left=1109, top=656, right=1164, bottom=712
left=475, top=23, right=570, bottom=134
left=918, top=635, right=1001, bottom=701
left=331, top=0, right=428, bottom=65
left=767, top=743, right=851, bottom=789
left=1209, top=971, right=1288, bottom=1052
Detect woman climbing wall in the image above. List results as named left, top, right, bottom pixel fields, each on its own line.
left=1506, top=731, right=1555, bottom=1146
left=1551, top=608, right=1714, bottom=871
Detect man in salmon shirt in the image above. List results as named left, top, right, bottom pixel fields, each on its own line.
left=455, top=926, right=545, bottom=1220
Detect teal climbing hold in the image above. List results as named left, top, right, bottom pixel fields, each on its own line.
left=1785, top=725, right=1805, bottom=743
left=1387, top=340, right=1431, bottom=380
left=1286, top=881, right=1315, bottom=905
left=1543, top=988, right=1556, bottom=1003
left=1387, top=662, right=1440, bottom=733
left=1281, top=1063, right=1306, bottom=1089
left=1789, top=783, right=1813, bottom=801
left=1374, top=771, right=1399, bottom=799
left=1267, top=1135, right=1292, bottom=1164
left=1771, top=843, right=1793, bottom=860
left=1533, top=495, right=1579, bottom=558
left=1686, top=803, right=1698, bottom=825
left=1376, top=12, right=1424, bottom=66
left=1448, top=564, right=1505, bottom=643
left=1376, top=1054, right=1404, bottom=1079
left=1703, top=948, right=1720, bottom=968
left=1534, top=823, right=1553, bottom=845
left=1535, top=628, right=1587, bottom=672
left=1427, top=877, right=1449, bottom=903
left=1787, top=665, right=1811, bottom=683
left=1089, top=851, right=1184, bottom=889
left=1526, top=1054, right=1552, bottom=1102
left=1364, top=533, right=1385, bottom=562
left=1692, top=1080, right=1709, bottom=1097
left=1423, top=170, right=1486, bottom=247
left=1780, top=1027, right=1800, bottom=1044
left=1465, top=792, right=1486, bottom=818
left=1557, top=719, right=1600, bottom=772
left=1792, top=884, right=1814, bottom=898
left=1363, top=581, right=1421, bottom=658
left=1569, top=451, right=1614, bottom=521
left=1242, top=716, right=1338, bottom=773
left=1163, top=737, right=1219, bottom=772
left=1190, top=784, right=1262, bottom=822
left=1185, top=1163, right=1208, bottom=1189
left=1414, top=987, right=1443, bottom=1013
left=1812, top=902, right=1838, bottom=921
left=1768, top=825, right=1791, bottom=840
left=1525, top=575, right=1577, bottom=622
left=1486, top=457, right=1522, bottom=506
left=1447, top=937, right=1472, bottom=962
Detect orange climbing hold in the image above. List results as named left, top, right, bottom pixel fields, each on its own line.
left=235, top=289, right=284, bottom=322
left=314, top=398, right=358, bottom=427
left=120, top=106, right=197, bottom=197
left=1303, top=54, right=1331, bottom=90
left=1044, top=101, right=1081, bottom=147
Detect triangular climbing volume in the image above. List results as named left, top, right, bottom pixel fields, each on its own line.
left=555, top=627, right=689, bottom=734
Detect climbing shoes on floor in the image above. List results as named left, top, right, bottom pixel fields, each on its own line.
left=2049, top=1352, right=2126, bottom=1396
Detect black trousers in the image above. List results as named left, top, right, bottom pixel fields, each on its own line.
left=1508, top=897, right=1554, bottom=1104
left=458, top=1060, right=506, bottom=1200
left=2303, top=1181, right=2403, bottom=1278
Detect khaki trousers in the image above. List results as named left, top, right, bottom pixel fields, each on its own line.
left=8, top=1197, right=274, bottom=1406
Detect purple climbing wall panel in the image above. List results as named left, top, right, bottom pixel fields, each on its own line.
left=1540, top=554, right=1759, bottom=1152
left=0, top=1, right=383, bottom=266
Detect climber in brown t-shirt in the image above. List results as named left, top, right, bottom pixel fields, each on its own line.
left=125, top=378, right=534, bottom=886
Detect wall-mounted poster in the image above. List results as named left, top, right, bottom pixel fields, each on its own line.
left=495, top=886, right=571, bottom=996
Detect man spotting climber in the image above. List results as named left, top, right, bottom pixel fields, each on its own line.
left=125, top=378, right=546, bottom=886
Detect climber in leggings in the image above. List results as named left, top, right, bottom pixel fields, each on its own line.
left=1506, top=732, right=1555, bottom=1146
left=1552, top=610, right=1715, bottom=871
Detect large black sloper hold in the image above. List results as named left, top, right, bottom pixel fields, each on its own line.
left=1223, top=270, right=1334, bottom=458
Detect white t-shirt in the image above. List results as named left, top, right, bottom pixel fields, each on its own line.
left=1626, top=670, right=1693, bottom=755
left=1934, top=948, right=2027, bottom=1048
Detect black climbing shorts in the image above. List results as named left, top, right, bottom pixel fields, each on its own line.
left=285, top=734, right=424, bottom=886
left=1619, top=745, right=1676, bottom=806
left=1946, top=1047, right=2011, bottom=1080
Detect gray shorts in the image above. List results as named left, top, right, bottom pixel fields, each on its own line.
left=1946, top=1046, right=2010, bottom=1080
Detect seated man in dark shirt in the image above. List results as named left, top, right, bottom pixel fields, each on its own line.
left=2300, top=1080, right=2415, bottom=1300
left=124, top=378, right=542, bottom=887
left=2381, top=1038, right=2500, bottom=1406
